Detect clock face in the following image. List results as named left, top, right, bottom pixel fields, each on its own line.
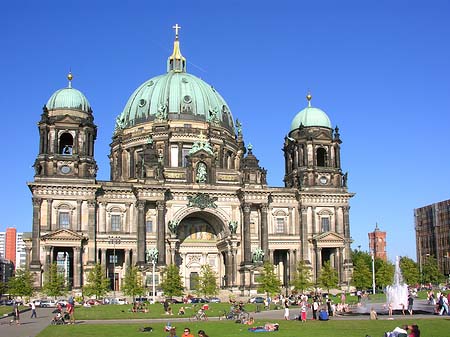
left=61, top=165, right=71, bottom=174
left=319, top=176, right=328, bottom=185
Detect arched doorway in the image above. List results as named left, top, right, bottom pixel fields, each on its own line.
left=173, top=211, right=227, bottom=291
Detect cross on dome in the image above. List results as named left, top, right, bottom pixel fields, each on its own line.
left=172, top=24, right=181, bottom=38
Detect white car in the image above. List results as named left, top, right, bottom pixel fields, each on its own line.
left=40, top=300, right=57, bottom=308
left=111, top=298, right=128, bottom=305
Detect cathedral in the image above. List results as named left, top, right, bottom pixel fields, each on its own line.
left=27, top=26, right=354, bottom=294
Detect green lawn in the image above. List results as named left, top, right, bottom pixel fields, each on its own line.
left=72, top=302, right=241, bottom=320
left=36, top=318, right=450, bottom=337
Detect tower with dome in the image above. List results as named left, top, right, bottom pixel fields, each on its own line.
left=27, top=25, right=354, bottom=293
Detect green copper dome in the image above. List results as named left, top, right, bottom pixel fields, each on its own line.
left=290, top=95, right=331, bottom=131
left=116, top=33, right=234, bottom=132
left=46, top=74, right=91, bottom=113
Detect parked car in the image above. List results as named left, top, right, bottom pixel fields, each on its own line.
left=249, top=296, right=265, bottom=304
left=209, top=297, right=221, bottom=303
left=135, top=297, right=148, bottom=303
left=111, top=298, right=128, bottom=305
left=40, top=300, right=57, bottom=308
left=190, top=298, right=209, bottom=303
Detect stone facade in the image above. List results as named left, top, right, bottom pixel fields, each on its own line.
left=27, top=32, right=354, bottom=293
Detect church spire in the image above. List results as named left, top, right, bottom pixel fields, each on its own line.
left=167, top=23, right=186, bottom=73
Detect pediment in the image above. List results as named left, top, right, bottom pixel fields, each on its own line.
left=41, top=229, right=86, bottom=242
left=312, top=231, right=345, bottom=246
left=189, top=148, right=215, bottom=158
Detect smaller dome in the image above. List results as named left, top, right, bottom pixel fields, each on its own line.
left=290, top=94, right=332, bottom=131
left=46, top=74, right=91, bottom=113
left=46, top=87, right=91, bottom=113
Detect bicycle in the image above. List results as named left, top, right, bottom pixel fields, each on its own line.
left=189, top=309, right=208, bottom=321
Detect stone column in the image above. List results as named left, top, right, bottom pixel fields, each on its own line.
left=46, top=198, right=53, bottom=231
left=300, top=206, right=309, bottom=262
left=315, top=247, right=322, bottom=281
left=156, top=201, right=166, bottom=265
left=73, top=247, right=81, bottom=288
left=44, top=246, right=51, bottom=274
left=136, top=200, right=146, bottom=266
left=260, top=204, right=269, bottom=260
left=76, top=200, right=82, bottom=232
left=101, top=248, right=107, bottom=271
left=30, top=197, right=42, bottom=270
left=87, top=200, right=97, bottom=264
left=268, top=249, right=274, bottom=264
left=242, top=203, right=252, bottom=264
left=226, top=249, right=233, bottom=287
left=129, top=148, right=135, bottom=179
left=100, top=202, right=107, bottom=233
left=178, top=142, right=183, bottom=167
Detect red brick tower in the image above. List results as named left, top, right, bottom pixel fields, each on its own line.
left=368, top=223, right=387, bottom=261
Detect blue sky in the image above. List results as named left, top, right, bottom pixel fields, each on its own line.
left=1, top=1, right=449, bottom=262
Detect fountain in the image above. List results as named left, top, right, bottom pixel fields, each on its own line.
left=386, top=256, right=409, bottom=310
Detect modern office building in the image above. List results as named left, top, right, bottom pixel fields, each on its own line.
left=0, top=228, right=27, bottom=270
left=27, top=27, right=354, bottom=292
left=415, top=199, right=450, bottom=277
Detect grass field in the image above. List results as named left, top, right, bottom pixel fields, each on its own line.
left=35, top=318, right=450, bottom=337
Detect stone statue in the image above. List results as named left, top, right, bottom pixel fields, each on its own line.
left=196, top=162, right=207, bottom=183
left=236, top=119, right=242, bottom=136
left=342, top=172, right=348, bottom=187
left=228, top=220, right=238, bottom=235
left=252, top=248, right=264, bottom=263
left=168, top=220, right=179, bottom=235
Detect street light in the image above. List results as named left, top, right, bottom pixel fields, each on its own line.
left=108, top=235, right=121, bottom=299
left=146, top=248, right=159, bottom=304
left=371, top=250, right=376, bottom=295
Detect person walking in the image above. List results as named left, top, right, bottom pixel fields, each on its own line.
left=30, top=301, right=37, bottom=318
left=283, top=299, right=290, bottom=320
left=13, top=302, right=20, bottom=325
left=66, top=301, right=75, bottom=324
left=407, top=294, right=414, bottom=315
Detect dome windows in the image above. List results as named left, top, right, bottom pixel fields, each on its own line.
left=316, top=147, right=327, bottom=167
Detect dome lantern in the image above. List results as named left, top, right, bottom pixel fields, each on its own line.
left=167, top=23, right=186, bottom=73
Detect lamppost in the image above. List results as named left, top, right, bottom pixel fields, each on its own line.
left=108, top=235, right=121, bottom=299
left=146, top=248, right=159, bottom=304
left=371, top=250, right=376, bottom=295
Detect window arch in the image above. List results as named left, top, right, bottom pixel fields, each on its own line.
left=59, top=132, right=74, bottom=155
left=316, top=147, right=327, bottom=167
left=55, top=203, right=74, bottom=229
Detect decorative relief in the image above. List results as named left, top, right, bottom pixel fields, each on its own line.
left=228, top=221, right=238, bottom=235
left=187, top=193, right=218, bottom=210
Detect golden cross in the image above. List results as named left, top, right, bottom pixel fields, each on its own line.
left=172, top=24, right=181, bottom=37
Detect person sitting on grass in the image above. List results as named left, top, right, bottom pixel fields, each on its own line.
left=178, top=306, right=185, bottom=315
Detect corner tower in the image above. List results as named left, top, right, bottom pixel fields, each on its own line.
left=284, top=93, right=345, bottom=189
left=33, top=73, right=98, bottom=180
left=285, top=93, right=353, bottom=284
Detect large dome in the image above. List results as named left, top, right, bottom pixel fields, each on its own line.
left=290, top=95, right=331, bottom=131
left=46, top=74, right=91, bottom=113
left=116, top=34, right=234, bottom=132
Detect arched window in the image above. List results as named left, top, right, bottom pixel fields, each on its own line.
left=316, top=147, right=327, bottom=167
left=59, top=133, right=73, bottom=155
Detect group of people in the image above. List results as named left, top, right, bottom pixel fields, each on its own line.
left=51, top=297, right=75, bottom=325
left=428, top=290, right=449, bottom=315
left=165, top=326, right=209, bottom=337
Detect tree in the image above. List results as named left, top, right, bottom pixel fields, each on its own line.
left=42, top=263, right=67, bottom=298
left=197, top=264, right=219, bottom=298
left=375, top=259, right=394, bottom=289
left=257, top=262, right=281, bottom=299
left=159, top=264, right=184, bottom=298
left=422, top=256, right=445, bottom=285
left=291, top=260, right=313, bottom=293
left=82, top=263, right=110, bottom=299
left=318, top=261, right=338, bottom=293
left=122, top=266, right=145, bottom=301
left=7, top=269, right=35, bottom=299
left=399, top=256, right=420, bottom=286
left=352, top=257, right=372, bottom=290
